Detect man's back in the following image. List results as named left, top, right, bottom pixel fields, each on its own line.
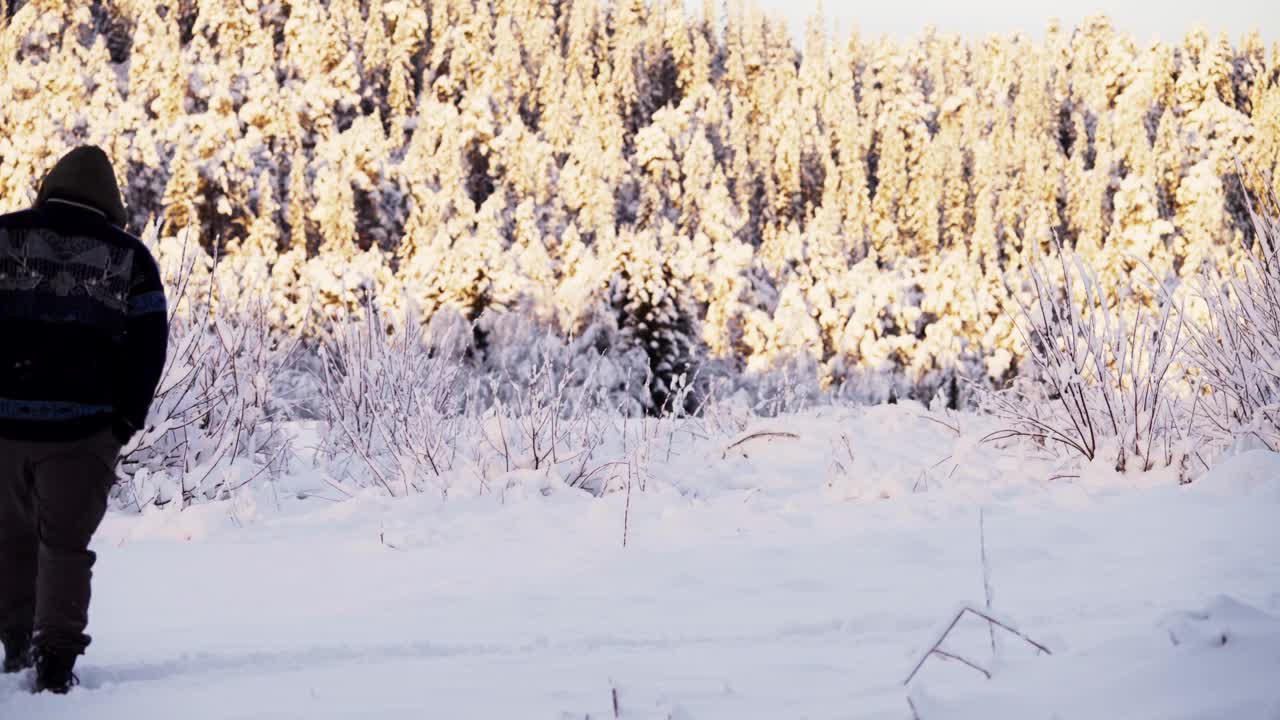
left=0, top=202, right=165, bottom=441
left=0, top=147, right=168, bottom=444
left=0, top=146, right=169, bottom=693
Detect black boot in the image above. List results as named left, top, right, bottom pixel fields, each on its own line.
left=32, top=647, right=79, bottom=694
left=1, top=630, right=32, bottom=674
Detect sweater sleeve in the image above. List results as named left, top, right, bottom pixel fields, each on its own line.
left=114, top=247, right=169, bottom=442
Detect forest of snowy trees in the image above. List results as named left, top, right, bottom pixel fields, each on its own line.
left=1, top=0, right=1277, bottom=416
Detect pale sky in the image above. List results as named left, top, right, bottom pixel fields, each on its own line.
left=725, top=0, right=1275, bottom=42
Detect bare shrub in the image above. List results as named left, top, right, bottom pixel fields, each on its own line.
left=317, top=304, right=465, bottom=497
left=468, top=317, right=637, bottom=497
left=473, top=364, right=616, bottom=494
left=117, top=230, right=297, bottom=509
left=1179, top=191, right=1280, bottom=455
left=982, top=247, right=1191, bottom=474
left=314, top=303, right=686, bottom=500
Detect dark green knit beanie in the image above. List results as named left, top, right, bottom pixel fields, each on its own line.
left=36, top=145, right=128, bottom=227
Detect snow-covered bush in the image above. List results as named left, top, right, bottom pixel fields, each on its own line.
left=467, top=306, right=652, bottom=418
left=1180, top=193, right=1280, bottom=456
left=982, top=248, right=1192, bottom=475
left=116, top=228, right=298, bottom=509
left=315, top=304, right=658, bottom=498
left=469, top=322, right=630, bottom=496
left=316, top=304, right=467, bottom=497
left=470, top=362, right=620, bottom=496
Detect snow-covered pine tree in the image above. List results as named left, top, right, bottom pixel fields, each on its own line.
left=607, top=230, right=702, bottom=414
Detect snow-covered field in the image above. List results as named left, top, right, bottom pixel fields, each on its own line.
left=3, top=405, right=1279, bottom=719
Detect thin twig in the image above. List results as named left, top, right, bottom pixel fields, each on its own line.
left=931, top=649, right=992, bottom=679
left=904, top=606, right=1051, bottom=685
left=980, top=508, right=997, bottom=655
left=722, top=431, right=800, bottom=459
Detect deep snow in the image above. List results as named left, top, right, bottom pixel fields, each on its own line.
left=2, top=406, right=1278, bottom=719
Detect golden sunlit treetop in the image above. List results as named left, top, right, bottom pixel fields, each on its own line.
left=0, top=1, right=1276, bottom=404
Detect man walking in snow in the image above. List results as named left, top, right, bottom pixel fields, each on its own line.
left=0, top=146, right=168, bottom=693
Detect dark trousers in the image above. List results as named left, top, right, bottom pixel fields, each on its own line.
left=0, top=429, right=118, bottom=655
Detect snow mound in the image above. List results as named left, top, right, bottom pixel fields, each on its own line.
left=1161, top=594, right=1280, bottom=649
left=924, top=596, right=1280, bottom=720
left=1190, top=450, right=1280, bottom=500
